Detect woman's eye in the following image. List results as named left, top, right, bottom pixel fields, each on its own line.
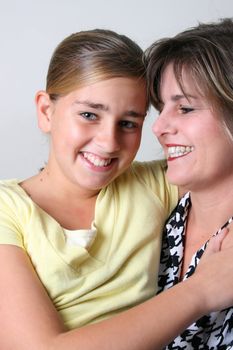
left=179, top=106, right=194, bottom=114
left=119, top=120, right=137, bottom=129
left=80, top=112, right=97, bottom=120
left=157, top=103, right=164, bottom=114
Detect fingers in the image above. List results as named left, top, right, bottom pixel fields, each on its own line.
left=194, top=226, right=233, bottom=312
left=220, top=222, right=233, bottom=251
left=202, top=228, right=229, bottom=262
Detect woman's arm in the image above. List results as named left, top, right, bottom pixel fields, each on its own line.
left=0, top=232, right=232, bottom=350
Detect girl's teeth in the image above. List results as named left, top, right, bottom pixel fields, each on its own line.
left=168, top=146, right=194, bottom=158
left=83, top=152, right=111, bottom=167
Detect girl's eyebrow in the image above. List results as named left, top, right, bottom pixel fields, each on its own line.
left=124, top=111, right=146, bottom=118
left=74, top=100, right=109, bottom=111
left=73, top=99, right=146, bottom=118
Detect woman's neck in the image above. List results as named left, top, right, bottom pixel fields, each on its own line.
left=189, top=182, right=233, bottom=234
left=180, top=181, right=233, bottom=278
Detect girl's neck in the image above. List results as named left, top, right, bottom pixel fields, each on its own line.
left=20, top=170, right=100, bottom=230
left=38, top=167, right=101, bottom=200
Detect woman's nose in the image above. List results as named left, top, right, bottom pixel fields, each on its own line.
left=152, top=110, right=176, bottom=137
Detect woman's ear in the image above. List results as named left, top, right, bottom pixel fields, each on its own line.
left=35, top=91, right=54, bottom=133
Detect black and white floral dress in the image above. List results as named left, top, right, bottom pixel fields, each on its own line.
left=158, top=192, right=233, bottom=350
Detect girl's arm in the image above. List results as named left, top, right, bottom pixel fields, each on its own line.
left=0, top=232, right=232, bottom=350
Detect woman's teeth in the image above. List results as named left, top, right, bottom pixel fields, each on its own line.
left=167, top=146, right=194, bottom=158
left=83, top=152, right=112, bottom=167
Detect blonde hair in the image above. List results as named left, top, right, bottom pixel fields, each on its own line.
left=46, top=29, right=146, bottom=101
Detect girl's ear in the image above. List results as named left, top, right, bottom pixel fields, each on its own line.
left=35, top=91, right=54, bottom=133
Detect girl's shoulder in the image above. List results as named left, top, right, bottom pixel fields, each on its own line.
left=0, top=179, right=35, bottom=214
left=130, top=159, right=167, bottom=177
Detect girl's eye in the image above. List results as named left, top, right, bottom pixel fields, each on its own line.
left=179, top=106, right=194, bottom=114
left=119, top=120, right=137, bottom=130
left=80, top=112, right=97, bottom=120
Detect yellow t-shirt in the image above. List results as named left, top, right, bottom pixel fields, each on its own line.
left=0, top=160, right=178, bottom=329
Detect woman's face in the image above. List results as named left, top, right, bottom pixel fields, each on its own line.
left=153, top=63, right=233, bottom=191
left=37, top=77, right=147, bottom=195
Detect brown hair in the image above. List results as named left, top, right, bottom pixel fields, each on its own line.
left=144, top=18, right=233, bottom=136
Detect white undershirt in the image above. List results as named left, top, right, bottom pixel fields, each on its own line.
left=63, top=222, right=97, bottom=249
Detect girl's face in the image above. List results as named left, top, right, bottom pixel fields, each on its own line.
left=153, top=63, right=233, bottom=191
left=37, top=77, right=147, bottom=195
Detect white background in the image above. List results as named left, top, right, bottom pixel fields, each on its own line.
left=0, top=0, right=232, bottom=179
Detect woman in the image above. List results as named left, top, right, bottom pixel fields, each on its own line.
left=145, top=17, right=233, bottom=349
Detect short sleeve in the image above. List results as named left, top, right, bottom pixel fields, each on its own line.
left=131, top=160, right=178, bottom=217
left=0, top=182, right=25, bottom=248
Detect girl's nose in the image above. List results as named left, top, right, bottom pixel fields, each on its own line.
left=95, top=125, right=120, bottom=153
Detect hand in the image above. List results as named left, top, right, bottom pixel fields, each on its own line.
left=193, top=227, right=233, bottom=312
left=220, top=222, right=233, bottom=251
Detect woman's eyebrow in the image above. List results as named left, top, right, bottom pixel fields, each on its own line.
left=171, top=94, right=197, bottom=101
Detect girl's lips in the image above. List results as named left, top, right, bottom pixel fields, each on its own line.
left=82, top=151, right=112, bottom=167
left=80, top=152, right=116, bottom=172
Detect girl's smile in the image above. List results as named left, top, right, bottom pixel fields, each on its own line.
left=36, top=77, right=147, bottom=196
